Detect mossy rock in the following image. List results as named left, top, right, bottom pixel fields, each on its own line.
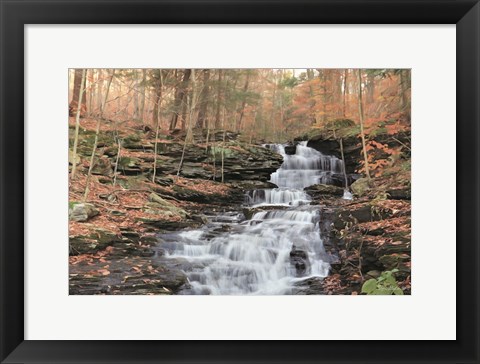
left=115, top=175, right=149, bottom=189
left=379, top=253, right=410, bottom=271
left=69, top=228, right=119, bottom=255
left=325, top=118, right=356, bottom=129
left=208, top=146, right=241, bottom=159
left=350, top=177, right=371, bottom=197
left=143, top=193, right=188, bottom=218
left=304, top=184, right=344, bottom=197
left=117, top=156, right=140, bottom=168
left=69, top=203, right=100, bottom=222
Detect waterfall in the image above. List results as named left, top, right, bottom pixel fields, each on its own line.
left=249, top=141, right=343, bottom=206
left=161, top=142, right=343, bottom=295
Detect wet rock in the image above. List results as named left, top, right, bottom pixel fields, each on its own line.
left=229, top=180, right=278, bottom=191
left=139, top=218, right=200, bottom=231
left=283, top=144, right=297, bottom=155
left=69, top=203, right=99, bottom=222
left=304, top=184, right=344, bottom=198
left=243, top=205, right=288, bottom=220
left=294, top=277, right=325, bottom=295
left=290, top=246, right=310, bottom=276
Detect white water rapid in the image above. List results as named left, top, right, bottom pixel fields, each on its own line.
left=161, top=141, right=344, bottom=295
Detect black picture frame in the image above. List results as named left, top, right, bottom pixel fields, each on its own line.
left=1, top=0, right=478, bottom=363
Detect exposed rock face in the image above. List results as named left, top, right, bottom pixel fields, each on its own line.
left=69, top=228, right=120, bottom=255
left=300, top=119, right=411, bottom=175
left=69, top=203, right=99, bottom=222
left=71, top=128, right=283, bottom=185
left=304, top=184, right=344, bottom=198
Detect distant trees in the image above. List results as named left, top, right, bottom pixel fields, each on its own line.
left=69, top=67, right=411, bottom=147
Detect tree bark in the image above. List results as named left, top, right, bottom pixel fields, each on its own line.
left=139, top=69, right=146, bottom=122
left=70, top=69, right=87, bottom=179
left=83, top=70, right=115, bottom=201
left=176, top=69, right=196, bottom=178
left=170, top=69, right=191, bottom=130
left=343, top=69, right=348, bottom=117
left=133, top=70, right=139, bottom=119
left=96, top=69, right=103, bottom=116
left=236, top=72, right=250, bottom=131
left=152, top=71, right=164, bottom=183
left=366, top=72, right=375, bottom=104
left=357, top=69, right=371, bottom=180
left=214, top=70, right=224, bottom=129
left=152, top=70, right=163, bottom=128
left=196, top=69, right=210, bottom=129
left=69, top=69, right=87, bottom=117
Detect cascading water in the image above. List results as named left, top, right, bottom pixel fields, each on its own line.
left=161, top=141, right=344, bottom=295
left=246, top=141, right=343, bottom=206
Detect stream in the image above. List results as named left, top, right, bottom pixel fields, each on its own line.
left=159, top=141, right=344, bottom=295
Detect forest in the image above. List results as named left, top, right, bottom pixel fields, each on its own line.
left=69, top=68, right=411, bottom=295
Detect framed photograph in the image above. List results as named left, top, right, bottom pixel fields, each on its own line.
left=1, top=0, right=478, bottom=363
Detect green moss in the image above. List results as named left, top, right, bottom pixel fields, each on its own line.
left=69, top=201, right=80, bottom=210
left=208, top=146, right=240, bottom=159
left=118, top=156, right=140, bottom=168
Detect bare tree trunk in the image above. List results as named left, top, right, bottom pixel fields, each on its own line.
left=321, top=70, right=327, bottom=124
left=366, top=72, right=375, bottom=104
left=133, top=70, right=139, bottom=119
left=139, top=69, right=146, bottom=122
left=306, top=68, right=316, bottom=125
left=343, top=69, right=348, bottom=117
left=152, top=70, right=163, bottom=128
left=269, top=75, right=277, bottom=141
left=69, top=69, right=87, bottom=117
left=236, top=72, right=250, bottom=131
left=96, top=69, right=103, bottom=116
left=152, top=71, right=164, bottom=183
left=221, top=107, right=226, bottom=183
left=176, top=69, right=196, bottom=179
left=196, top=69, right=210, bottom=129
left=83, top=70, right=115, bottom=201
left=357, top=69, right=371, bottom=180
left=170, top=69, right=191, bottom=130
left=70, top=69, right=87, bottom=179
left=215, top=70, right=223, bottom=129
left=333, top=129, right=349, bottom=189
left=87, top=69, right=94, bottom=117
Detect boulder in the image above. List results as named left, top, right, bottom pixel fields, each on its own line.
left=290, top=246, right=310, bottom=276
left=69, top=228, right=118, bottom=255
left=69, top=203, right=99, bottom=222
left=387, top=187, right=411, bottom=200
left=283, top=144, right=297, bottom=155
left=144, top=193, right=188, bottom=219
left=350, top=178, right=371, bottom=197
left=91, top=156, right=113, bottom=176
